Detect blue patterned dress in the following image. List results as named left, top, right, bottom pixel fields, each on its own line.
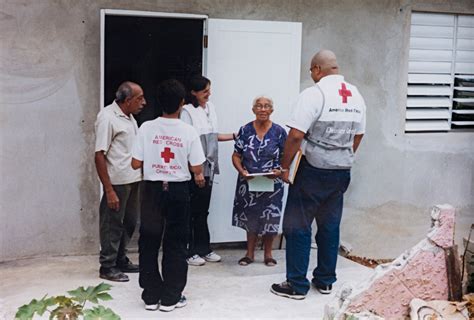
left=232, top=121, right=287, bottom=235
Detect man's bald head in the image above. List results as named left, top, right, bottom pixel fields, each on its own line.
left=310, top=50, right=339, bottom=82
left=311, top=50, right=339, bottom=72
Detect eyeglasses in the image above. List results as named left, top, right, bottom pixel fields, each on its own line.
left=254, top=104, right=273, bottom=110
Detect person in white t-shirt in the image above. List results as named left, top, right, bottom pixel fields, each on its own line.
left=131, top=79, right=205, bottom=312
left=180, top=76, right=234, bottom=266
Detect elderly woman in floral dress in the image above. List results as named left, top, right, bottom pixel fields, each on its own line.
left=231, top=95, right=287, bottom=266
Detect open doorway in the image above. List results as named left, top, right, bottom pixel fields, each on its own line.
left=103, top=11, right=206, bottom=124
left=101, top=10, right=302, bottom=244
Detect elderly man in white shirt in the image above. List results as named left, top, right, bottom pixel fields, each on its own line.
left=94, top=81, right=146, bottom=282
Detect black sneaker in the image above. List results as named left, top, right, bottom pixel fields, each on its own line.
left=313, top=282, right=332, bottom=294
left=270, top=281, right=306, bottom=300
left=99, top=267, right=129, bottom=282
left=117, top=258, right=139, bottom=273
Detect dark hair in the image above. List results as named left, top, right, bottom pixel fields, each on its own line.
left=115, top=82, right=134, bottom=103
left=156, top=79, right=186, bottom=114
left=185, top=76, right=211, bottom=108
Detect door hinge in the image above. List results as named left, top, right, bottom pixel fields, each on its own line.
left=203, top=35, right=208, bottom=48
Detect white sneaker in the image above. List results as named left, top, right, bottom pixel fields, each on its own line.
left=159, top=295, right=187, bottom=312
left=187, top=254, right=205, bottom=266
left=145, top=303, right=158, bottom=311
left=203, top=251, right=221, bottom=262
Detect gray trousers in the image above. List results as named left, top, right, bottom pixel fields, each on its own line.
left=99, top=181, right=141, bottom=268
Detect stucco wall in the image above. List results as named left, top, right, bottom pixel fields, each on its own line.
left=1, top=0, right=473, bottom=261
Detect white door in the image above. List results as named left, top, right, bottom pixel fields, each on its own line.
left=206, top=18, right=302, bottom=242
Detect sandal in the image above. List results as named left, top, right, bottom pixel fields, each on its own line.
left=264, top=258, right=277, bottom=267
left=238, top=256, right=254, bottom=266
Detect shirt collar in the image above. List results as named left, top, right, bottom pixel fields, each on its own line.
left=319, top=74, right=345, bottom=84
left=111, top=101, right=131, bottom=119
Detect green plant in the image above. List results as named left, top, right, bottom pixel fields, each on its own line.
left=15, top=282, right=120, bottom=320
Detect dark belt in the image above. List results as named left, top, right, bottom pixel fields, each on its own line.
left=146, top=180, right=188, bottom=191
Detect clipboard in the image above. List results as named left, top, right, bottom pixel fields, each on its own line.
left=246, top=172, right=274, bottom=177
left=288, top=149, right=303, bottom=184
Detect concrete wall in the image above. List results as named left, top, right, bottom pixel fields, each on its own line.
left=1, top=0, right=473, bottom=261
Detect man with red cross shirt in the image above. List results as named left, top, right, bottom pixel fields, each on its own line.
left=271, top=50, right=366, bottom=299
left=131, top=79, right=205, bottom=312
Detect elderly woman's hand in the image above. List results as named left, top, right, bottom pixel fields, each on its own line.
left=240, top=169, right=254, bottom=180
left=265, top=168, right=282, bottom=180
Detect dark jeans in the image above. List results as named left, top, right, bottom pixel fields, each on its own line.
left=99, top=181, right=141, bottom=268
left=283, top=157, right=350, bottom=294
left=188, top=177, right=212, bottom=257
left=139, top=180, right=190, bottom=306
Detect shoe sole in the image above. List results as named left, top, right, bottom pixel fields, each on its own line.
left=187, top=262, right=205, bottom=266
left=99, top=274, right=129, bottom=282
left=187, top=260, right=206, bottom=266
left=270, top=287, right=305, bottom=300
left=145, top=304, right=158, bottom=311
left=317, top=289, right=332, bottom=294
left=204, top=258, right=221, bottom=262
left=159, top=301, right=187, bottom=312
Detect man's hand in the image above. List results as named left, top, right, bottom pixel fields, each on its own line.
left=106, top=189, right=120, bottom=211
left=194, top=173, right=206, bottom=188
left=281, top=170, right=290, bottom=184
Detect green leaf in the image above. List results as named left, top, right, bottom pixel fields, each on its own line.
left=95, top=293, right=113, bottom=301
left=53, top=296, right=73, bottom=305
left=15, top=304, right=36, bottom=320
left=69, top=283, right=114, bottom=305
left=83, top=305, right=121, bottom=320
left=68, top=286, right=88, bottom=304
left=93, top=283, right=112, bottom=293
left=15, top=295, right=57, bottom=319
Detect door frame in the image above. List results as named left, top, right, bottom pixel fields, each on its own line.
left=100, top=9, right=208, bottom=109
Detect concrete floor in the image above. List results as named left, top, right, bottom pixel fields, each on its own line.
left=0, top=249, right=372, bottom=319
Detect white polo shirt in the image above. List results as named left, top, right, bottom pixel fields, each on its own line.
left=132, top=117, right=205, bottom=182
left=95, top=101, right=142, bottom=185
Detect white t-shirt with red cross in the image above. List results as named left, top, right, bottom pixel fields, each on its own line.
left=132, top=117, right=205, bottom=182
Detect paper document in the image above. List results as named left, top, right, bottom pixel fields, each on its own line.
left=246, top=172, right=274, bottom=177
left=248, top=176, right=274, bottom=192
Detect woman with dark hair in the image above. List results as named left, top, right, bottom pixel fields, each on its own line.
left=180, top=76, right=234, bottom=266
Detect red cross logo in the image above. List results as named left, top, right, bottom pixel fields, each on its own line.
left=161, top=147, right=175, bottom=163
left=338, top=83, right=352, bottom=104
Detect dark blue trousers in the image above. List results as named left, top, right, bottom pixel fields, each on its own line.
left=283, top=157, right=350, bottom=294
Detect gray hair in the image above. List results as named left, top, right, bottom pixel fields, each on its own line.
left=115, top=82, right=135, bottom=103
left=252, top=95, right=274, bottom=107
